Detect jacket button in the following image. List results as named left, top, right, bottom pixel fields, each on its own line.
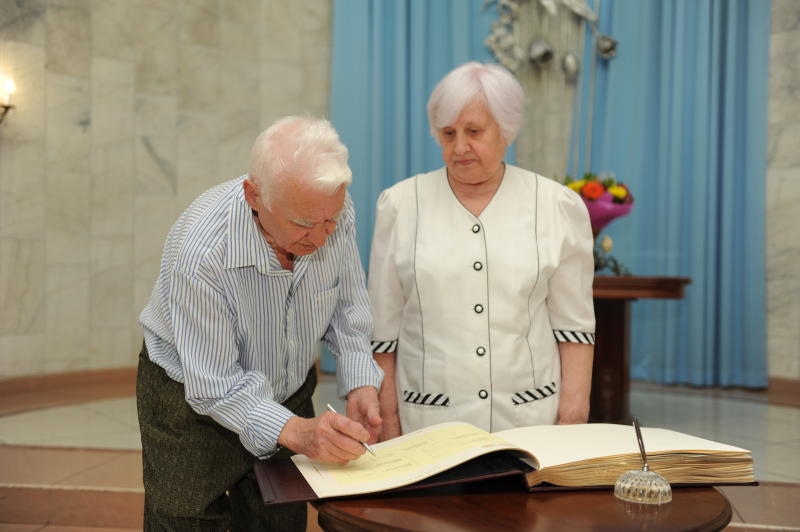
left=472, top=224, right=481, bottom=233
left=473, top=261, right=483, bottom=271
left=478, top=389, right=488, bottom=399
left=474, top=304, right=484, bottom=314
left=476, top=346, right=486, bottom=356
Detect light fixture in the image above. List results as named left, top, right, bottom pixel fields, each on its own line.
left=528, top=39, right=554, bottom=66
left=0, top=76, right=16, bottom=125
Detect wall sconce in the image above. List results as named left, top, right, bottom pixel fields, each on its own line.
left=0, top=76, right=16, bottom=125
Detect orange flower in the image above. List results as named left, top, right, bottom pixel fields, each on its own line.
left=581, top=181, right=605, bottom=200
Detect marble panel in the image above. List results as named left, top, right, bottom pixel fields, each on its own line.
left=89, top=326, right=137, bottom=369
left=771, top=0, right=800, bottom=34
left=219, top=128, right=257, bottom=185
left=91, top=140, right=135, bottom=237
left=177, top=111, right=221, bottom=201
left=301, top=0, right=331, bottom=58
left=143, top=0, right=176, bottom=10
left=260, top=60, right=304, bottom=116
left=0, top=139, right=46, bottom=238
left=176, top=43, right=219, bottom=113
left=262, top=0, right=304, bottom=62
left=768, top=31, right=800, bottom=124
left=90, top=0, right=136, bottom=61
left=45, top=169, right=90, bottom=265
left=90, top=237, right=133, bottom=330
left=44, top=263, right=90, bottom=373
left=91, top=57, right=134, bottom=145
left=45, top=73, right=90, bottom=173
left=765, top=167, right=800, bottom=210
left=134, top=7, right=177, bottom=96
left=302, top=58, right=330, bottom=118
left=0, top=41, right=46, bottom=143
left=133, top=194, right=182, bottom=311
left=767, top=333, right=800, bottom=378
left=45, top=0, right=91, bottom=79
left=178, top=0, right=219, bottom=46
left=0, top=0, right=46, bottom=46
left=222, top=0, right=261, bottom=25
left=134, top=94, right=177, bottom=195
left=0, top=238, right=45, bottom=335
left=766, top=121, right=800, bottom=170
left=0, top=333, right=46, bottom=377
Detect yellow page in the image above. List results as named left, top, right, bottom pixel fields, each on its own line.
left=291, top=421, right=518, bottom=499
left=496, top=423, right=750, bottom=470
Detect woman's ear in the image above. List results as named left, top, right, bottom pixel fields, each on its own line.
left=243, top=179, right=260, bottom=211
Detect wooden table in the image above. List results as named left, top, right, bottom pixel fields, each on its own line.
left=590, top=276, right=691, bottom=423
left=315, top=481, right=731, bottom=532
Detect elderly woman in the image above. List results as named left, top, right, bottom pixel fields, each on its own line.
left=368, top=62, right=596, bottom=440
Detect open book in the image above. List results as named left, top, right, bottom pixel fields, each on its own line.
left=254, top=421, right=754, bottom=504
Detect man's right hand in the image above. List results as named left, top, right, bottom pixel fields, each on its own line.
left=277, top=412, right=370, bottom=464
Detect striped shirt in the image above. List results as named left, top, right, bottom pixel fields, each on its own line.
left=139, top=175, right=383, bottom=457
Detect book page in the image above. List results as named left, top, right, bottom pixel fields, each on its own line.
left=496, top=423, right=750, bottom=470
left=292, top=421, right=521, bottom=499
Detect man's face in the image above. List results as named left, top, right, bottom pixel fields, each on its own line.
left=245, top=179, right=345, bottom=257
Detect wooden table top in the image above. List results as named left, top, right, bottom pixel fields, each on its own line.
left=315, top=481, right=731, bottom=532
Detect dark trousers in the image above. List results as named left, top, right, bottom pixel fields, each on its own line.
left=136, top=342, right=316, bottom=531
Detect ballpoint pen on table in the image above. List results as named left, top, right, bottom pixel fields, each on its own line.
left=325, top=403, right=377, bottom=456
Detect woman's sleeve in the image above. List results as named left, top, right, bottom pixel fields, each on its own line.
left=367, top=187, right=404, bottom=353
left=547, top=185, right=596, bottom=345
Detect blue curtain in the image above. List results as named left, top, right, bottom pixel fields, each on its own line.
left=324, top=0, right=497, bottom=372
left=571, top=0, right=770, bottom=387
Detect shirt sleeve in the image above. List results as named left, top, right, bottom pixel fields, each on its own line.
left=547, top=185, right=596, bottom=344
left=169, top=270, right=294, bottom=458
left=367, top=187, right=404, bottom=352
left=321, top=197, right=385, bottom=398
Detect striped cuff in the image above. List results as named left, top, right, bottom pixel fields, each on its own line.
left=553, top=330, right=596, bottom=345
left=371, top=340, right=398, bottom=353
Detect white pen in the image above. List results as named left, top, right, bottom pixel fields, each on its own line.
left=326, top=403, right=377, bottom=456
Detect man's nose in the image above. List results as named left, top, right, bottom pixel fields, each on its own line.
left=307, top=225, right=328, bottom=247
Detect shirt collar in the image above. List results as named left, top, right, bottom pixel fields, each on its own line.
left=223, top=183, right=275, bottom=274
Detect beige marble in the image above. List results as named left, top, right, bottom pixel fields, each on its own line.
left=771, top=0, right=800, bottom=34
left=45, top=0, right=91, bottom=79
left=134, top=94, right=177, bottom=195
left=178, top=0, right=220, bottom=46
left=91, top=0, right=136, bottom=61
left=0, top=239, right=45, bottom=335
left=44, top=263, right=90, bottom=373
left=0, top=0, right=332, bottom=377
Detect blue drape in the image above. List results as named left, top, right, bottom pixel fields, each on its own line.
left=324, top=0, right=496, bottom=372
left=571, top=0, right=770, bottom=387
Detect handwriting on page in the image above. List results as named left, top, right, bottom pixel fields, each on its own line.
left=321, top=424, right=507, bottom=486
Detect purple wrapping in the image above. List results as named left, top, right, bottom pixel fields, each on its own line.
left=584, top=192, right=633, bottom=233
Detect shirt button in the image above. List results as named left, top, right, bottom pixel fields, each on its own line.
left=476, top=346, right=486, bottom=356
left=478, top=389, right=488, bottom=399
left=474, top=304, right=484, bottom=314
left=472, top=224, right=481, bottom=233
left=473, top=261, right=483, bottom=271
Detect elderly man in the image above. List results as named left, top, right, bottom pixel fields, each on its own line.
left=137, top=116, right=383, bottom=530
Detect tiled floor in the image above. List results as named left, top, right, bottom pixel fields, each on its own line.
left=0, top=375, right=798, bottom=530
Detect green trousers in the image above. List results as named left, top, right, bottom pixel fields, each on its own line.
left=136, top=343, right=316, bottom=531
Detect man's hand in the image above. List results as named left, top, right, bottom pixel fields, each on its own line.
left=278, top=412, right=371, bottom=464
left=346, top=386, right=382, bottom=444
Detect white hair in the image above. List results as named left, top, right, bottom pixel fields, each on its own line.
left=427, top=62, right=524, bottom=144
left=248, top=116, right=352, bottom=204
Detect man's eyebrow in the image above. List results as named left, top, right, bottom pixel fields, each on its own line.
left=292, top=205, right=345, bottom=227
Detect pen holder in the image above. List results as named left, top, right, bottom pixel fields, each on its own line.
left=614, top=469, right=672, bottom=504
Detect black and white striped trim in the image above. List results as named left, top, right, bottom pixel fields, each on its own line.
left=512, top=382, right=558, bottom=405
left=553, top=330, right=595, bottom=345
left=371, top=340, right=398, bottom=353
left=402, top=390, right=450, bottom=407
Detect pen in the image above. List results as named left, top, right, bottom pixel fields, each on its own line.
left=325, top=403, right=377, bottom=456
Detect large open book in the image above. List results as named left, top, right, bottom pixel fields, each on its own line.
left=254, top=422, right=754, bottom=504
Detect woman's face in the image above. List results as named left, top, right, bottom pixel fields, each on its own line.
left=437, top=99, right=508, bottom=186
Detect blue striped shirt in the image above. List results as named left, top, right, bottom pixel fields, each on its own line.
left=139, top=175, right=383, bottom=457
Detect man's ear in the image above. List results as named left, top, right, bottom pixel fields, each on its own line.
left=243, top=179, right=260, bottom=211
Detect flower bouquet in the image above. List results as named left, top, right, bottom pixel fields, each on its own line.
left=565, top=173, right=634, bottom=276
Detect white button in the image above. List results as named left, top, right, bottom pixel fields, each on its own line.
left=474, top=304, right=484, bottom=314
left=472, top=224, right=481, bottom=233
left=476, top=346, right=486, bottom=356
left=473, top=261, right=483, bottom=271
left=478, top=389, right=488, bottom=399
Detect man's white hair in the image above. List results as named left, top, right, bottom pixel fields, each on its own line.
left=248, top=116, right=352, bottom=204
left=427, top=62, right=524, bottom=145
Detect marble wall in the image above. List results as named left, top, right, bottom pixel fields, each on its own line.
left=766, top=0, right=800, bottom=379
left=0, top=0, right=331, bottom=377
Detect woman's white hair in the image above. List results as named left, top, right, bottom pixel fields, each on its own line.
left=248, top=116, right=352, bottom=204
left=427, top=62, right=524, bottom=144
